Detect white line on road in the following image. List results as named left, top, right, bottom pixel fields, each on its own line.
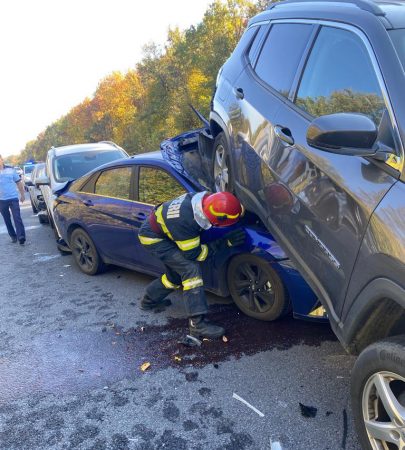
left=232, top=393, right=265, bottom=417
left=270, top=441, right=283, bottom=450
left=0, top=225, right=41, bottom=235
left=33, top=254, right=61, bottom=263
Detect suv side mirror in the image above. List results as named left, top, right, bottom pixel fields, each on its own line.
left=35, top=175, right=50, bottom=187
left=307, top=113, right=378, bottom=156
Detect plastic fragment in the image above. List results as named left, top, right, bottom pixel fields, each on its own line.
left=179, top=335, right=202, bottom=347
left=140, top=362, right=151, bottom=372
left=222, top=336, right=228, bottom=343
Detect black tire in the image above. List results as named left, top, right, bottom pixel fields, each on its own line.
left=227, top=254, right=290, bottom=321
left=69, top=228, right=105, bottom=275
left=38, top=213, right=49, bottom=224
left=351, top=336, right=405, bottom=450
left=212, top=132, right=234, bottom=193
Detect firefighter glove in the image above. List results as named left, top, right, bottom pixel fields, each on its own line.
left=224, top=229, right=246, bottom=247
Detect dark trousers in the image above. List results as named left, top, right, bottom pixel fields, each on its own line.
left=0, top=199, right=25, bottom=240
left=142, top=239, right=208, bottom=317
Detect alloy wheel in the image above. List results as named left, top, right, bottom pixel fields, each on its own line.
left=214, top=144, right=230, bottom=192
left=233, top=262, right=275, bottom=313
left=362, top=371, right=405, bottom=449
left=72, top=234, right=96, bottom=272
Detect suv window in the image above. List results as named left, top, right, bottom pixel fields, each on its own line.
left=95, top=167, right=132, bottom=200
left=296, top=26, right=386, bottom=126
left=138, top=167, right=186, bottom=205
left=248, top=25, right=268, bottom=66
left=254, top=23, right=313, bottom=98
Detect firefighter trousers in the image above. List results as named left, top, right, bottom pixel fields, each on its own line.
left=141, top=238, right=208, bottom=317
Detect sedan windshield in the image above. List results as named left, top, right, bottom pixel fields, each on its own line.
left=53, top=150, right=125, bottom=182
left=389, top=29, right=405, bottom=72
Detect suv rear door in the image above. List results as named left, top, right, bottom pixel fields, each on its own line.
left=265, top=23, right=400, bottom=319
left=227, top=22, right=316, bottom=219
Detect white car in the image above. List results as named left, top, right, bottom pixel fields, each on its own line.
left=37, top=141, right=128, bottom=249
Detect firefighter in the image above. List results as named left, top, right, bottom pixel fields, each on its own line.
left=138, top=191, right=245, bottom=339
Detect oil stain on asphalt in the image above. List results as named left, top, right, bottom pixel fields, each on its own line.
left=0, top=304, right=336, bottom=402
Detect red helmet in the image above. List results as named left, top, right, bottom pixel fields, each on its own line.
left=202, top=192, right=243, bottom=227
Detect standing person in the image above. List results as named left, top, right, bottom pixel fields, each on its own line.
left=138, top=191, right=245, bottom=339
left=0, top=154, right=26, bottom=244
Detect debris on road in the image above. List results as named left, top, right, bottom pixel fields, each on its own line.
left=299, top=402, right=318, bottom=418
left=140, top=362, right=151, bottom=372
left=178, top=335, right=202, bottom=347
left=222, top=336, right=228, bottom=343
left=232, top=393, right=265, bottom=417
left=173, top=355, right=182, bottom=362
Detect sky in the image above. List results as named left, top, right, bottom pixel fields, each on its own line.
left=0, top=0, right=214, bottom=157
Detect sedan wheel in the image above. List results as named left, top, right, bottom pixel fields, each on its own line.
left=227, top=254, right=290, bottom=321
left=351, top=336, right=405, bottom=450
left=70, top=228, right=104, bottom=275
left=212, top=132, right=233, bottom=193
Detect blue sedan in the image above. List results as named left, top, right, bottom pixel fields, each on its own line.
left=53, top=151, right=324, bottom=322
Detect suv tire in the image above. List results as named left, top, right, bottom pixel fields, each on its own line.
left=227, top=254, right=290, bottom=321
left=70, top=228, right=105, bottom=275
left=351, top=336, right=405, bottom=450
left=38, top=213, right=49, bottom=224
left=212, top=132, right=234, bottom=193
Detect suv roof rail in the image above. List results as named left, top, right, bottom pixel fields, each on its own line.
left=268, top=0, right=386, bottom=16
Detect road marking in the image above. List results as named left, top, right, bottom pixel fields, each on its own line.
left=33, top=254, right=60, bottom=263
left=270, top=441, right=283, bottom=450
left=0, top=225, right=41, bottom=235
left=232, top=393, right=264, bottom=417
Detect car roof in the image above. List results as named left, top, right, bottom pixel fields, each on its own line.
left=250, top=0, right=405, bottom=29
left=49, top=142, right=125, bottom=157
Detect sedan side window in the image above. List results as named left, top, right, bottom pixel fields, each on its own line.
left=139, top=167, right=186, bottom=205
left=95, top=167, right=132, bottom=200
left=255, top=23, right=314, bottom=98
left=296, top=27, right=386, bottom=126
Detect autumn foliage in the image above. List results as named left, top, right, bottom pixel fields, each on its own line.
left=19, top=0, right=266, bottom=162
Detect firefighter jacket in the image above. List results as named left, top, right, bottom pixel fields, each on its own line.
left=138, top=192, right=212, bottom=262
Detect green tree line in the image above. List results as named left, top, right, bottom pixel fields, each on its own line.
left=18, top=0, right=267, bottom=163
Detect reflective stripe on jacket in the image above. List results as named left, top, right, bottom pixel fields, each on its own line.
left=139, top=192, right=209, bottom=261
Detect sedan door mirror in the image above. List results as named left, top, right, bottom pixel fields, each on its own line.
left=35, top=175, right=51, bottom=187
left=306, top=113, right=378, bottom=156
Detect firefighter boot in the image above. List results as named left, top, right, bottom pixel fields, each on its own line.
left=189, top=315, right=225, bottom=339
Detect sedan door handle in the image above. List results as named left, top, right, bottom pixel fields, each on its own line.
left=274, top=125, right=295, bottom=146
left=82, top=199, right=94, bottom=207
left=133, top=212, right=147, bottom=221
left=234, top=87, right=244, bottom=100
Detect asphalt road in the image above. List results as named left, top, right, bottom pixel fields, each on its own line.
left=0, top=204, right=362, bottom=450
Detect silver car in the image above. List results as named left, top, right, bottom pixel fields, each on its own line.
left=37, top=141, right=128, bottom=247
left=27, top=163, right=46, bottom=215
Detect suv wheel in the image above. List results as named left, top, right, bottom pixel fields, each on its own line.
left=213, top=132, right=234, bottom=193
left=70, top=228, right=105, bottom=275
left=351, top=336, right=405, bottom=450
left=227, top=254, right=290, bottom=321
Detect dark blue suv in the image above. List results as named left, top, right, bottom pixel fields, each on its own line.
left=199, top=1, right=405, bottom=448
